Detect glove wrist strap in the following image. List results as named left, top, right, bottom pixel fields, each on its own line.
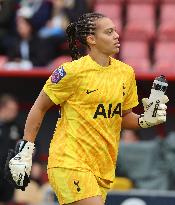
left=15, top=140, right=35, bottom=157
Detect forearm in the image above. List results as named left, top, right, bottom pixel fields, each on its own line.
left=23, top=90, right=54, bottom=143
left=23, top=104, right=46, bottom=143
left=122, top=111, right=140, bottom=129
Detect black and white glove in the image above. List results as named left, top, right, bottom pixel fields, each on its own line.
left=138, top=95, right=169, bottom=128
left=4, top=140, right=35, bottom=191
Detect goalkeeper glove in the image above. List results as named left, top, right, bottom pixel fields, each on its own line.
left=138, top=95, right=169, bottom=128
left=4, top=139, right=35, bottom=191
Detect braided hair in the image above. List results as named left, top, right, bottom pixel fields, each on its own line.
left=66, top=13, right=105, bottom=61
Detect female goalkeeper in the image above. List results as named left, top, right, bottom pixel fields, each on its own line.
left=7, top=13, right=168, bottom=205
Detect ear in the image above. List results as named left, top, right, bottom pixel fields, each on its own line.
left=86, top=34, right=96, bottom=46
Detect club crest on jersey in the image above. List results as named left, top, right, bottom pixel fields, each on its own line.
left=51, top=66, right=66, bottom=83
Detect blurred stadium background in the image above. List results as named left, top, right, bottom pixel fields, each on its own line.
left=1, top=0, right=175, bottom=205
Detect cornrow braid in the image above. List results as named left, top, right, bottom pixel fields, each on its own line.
left=66, top=13, right=106, bottom=61
left=66, top=22, right=80, bottom=61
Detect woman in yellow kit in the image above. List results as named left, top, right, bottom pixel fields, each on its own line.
left=7, top=13, right=168, bottom=205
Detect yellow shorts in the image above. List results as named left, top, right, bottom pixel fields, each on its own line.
left=47, top=167, right=111, bottom=205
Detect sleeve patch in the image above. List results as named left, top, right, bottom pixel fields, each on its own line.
left=51, top=66, right=66, bottom=83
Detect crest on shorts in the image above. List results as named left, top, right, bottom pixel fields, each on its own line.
left=51, top=66, right=66, bottom=83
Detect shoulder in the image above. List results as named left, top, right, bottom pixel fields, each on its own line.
left=58, top=55, right=91, bottom=77
left=50, top=56, right=89, bottom=83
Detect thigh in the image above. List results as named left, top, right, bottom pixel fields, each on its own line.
left=96, top=176, right=111, bottom=203
left=47, top=168, right=105, bottom=205
left=66, top=195, right=104, bottom=205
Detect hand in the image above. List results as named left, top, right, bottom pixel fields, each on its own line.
left=139, top=95, right=169, bottom=128
left=4, top=140, right=35, bottom=191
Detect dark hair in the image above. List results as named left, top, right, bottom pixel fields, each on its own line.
left=66, top=13, right=105, bottom=60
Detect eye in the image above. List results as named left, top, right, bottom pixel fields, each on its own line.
left=106, top=29, right=113, bottom=35
left=106, top=29, right=112, bottom=35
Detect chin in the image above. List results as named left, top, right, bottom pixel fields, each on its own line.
left=115, top=47, right=120, bottom=53
left=110, top=48, right=119, bottom=56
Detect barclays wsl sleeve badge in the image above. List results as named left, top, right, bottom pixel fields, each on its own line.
left=51, top=66, right=66, bottom=83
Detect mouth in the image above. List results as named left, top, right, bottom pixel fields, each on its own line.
left=114, top=42, right=120, bottom=48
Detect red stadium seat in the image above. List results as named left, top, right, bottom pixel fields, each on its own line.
left=95, top=0, right=123, bottom=3
left=153, top=41, right=175, bottom=72
left=120, top=41, right=149, bottom=59
left=160, top=4, right=175, bottom=22
left=124, top=4, right=156, bottom=41
left=158, top=4, right=175, bottom=40
left=124, top=58, right=151, bottom=73
left=94, top=3, right=122, bottom=33
left=48, top=55, right=71, bottom=70
left=154, top=41, right=175, bottom=61
left=127, top=0, right=158, bottom=4
left=94, top=3, right=121, bottom=20
left=153, top=61, right=175, bottom=73
left=161, top=0, right=175, bottom=3
left=120, top=40, right=151, bottom=72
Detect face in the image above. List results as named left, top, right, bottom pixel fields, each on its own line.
left=17, top=17, right=32, bottom=39
left=31, top=162, right=42, bottom=179
left=88, top=17, right=120, bottom=56
left=0, top=100, right=18, bottom=122
left=52, top=0, right=65, bottom=9
left=122, top=130, right=138, bottom=143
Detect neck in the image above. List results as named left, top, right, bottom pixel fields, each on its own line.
left=88, top=49, right=110, bottom=67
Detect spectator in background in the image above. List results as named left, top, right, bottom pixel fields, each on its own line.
left=39, top=0, right=69, bottom=39
left=0, top=94, right=23, bottom=204
left=38, top=0, right=70, bottom=58
left=20, top=0, right=52, bottom=32
left=120, top=198, right=147, bottom=205
left=64, top=0, right=90, bottom=22
left=116, top=130, right=140, bottom=178
left=38, top=0, right=91, bottom=61
left=30, top=161, right=44, bottom=186
left=4, top=7, right=54, bottom=69
left=118, top=130, right=169, bottom=190
left=0, top=0, right=19, bottom=55
left=122, top=127, right=158, bottom=141
left=121, top=129, right=140, bottom=144
left=38, top=0, right=90, bottom=39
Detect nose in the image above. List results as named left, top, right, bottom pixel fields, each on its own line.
left=113, top=31, right=119, bottom=40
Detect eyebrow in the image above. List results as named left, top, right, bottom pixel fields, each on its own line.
left=104, top=27, right=116, bottom=31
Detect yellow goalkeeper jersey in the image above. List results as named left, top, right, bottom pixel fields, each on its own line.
left=43, top=55, right=138, bottom=182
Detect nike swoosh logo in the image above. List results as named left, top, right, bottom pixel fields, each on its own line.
left=86, top=89, right=98, bottom=94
